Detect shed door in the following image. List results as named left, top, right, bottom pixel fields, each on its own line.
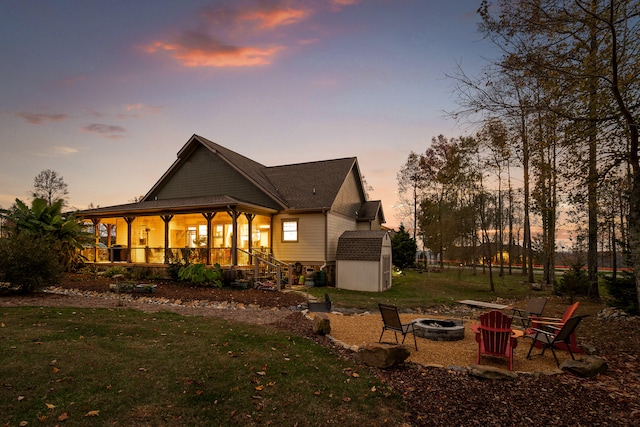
left=382, top=255, right=391, bottom=289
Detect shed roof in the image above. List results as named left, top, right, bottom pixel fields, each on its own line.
left=336, top=230, right=389, bottom=261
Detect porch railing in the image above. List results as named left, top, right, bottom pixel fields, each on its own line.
left=239, top=248, right=293, bottom=290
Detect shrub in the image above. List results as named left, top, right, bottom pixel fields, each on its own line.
left=604, top=270, right=639, bottom=315
left=556, top=263, right=589, bottom=301
left=131, top=266, right=152, bottom=280
left=0, top=233, right=63, bottom=293
left=178, top=263, right=222, bottom=287
left=165, top=250, right=188, bottom=281
left=104, top=266, right=128, bottom=278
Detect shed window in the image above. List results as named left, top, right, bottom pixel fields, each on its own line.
left=282, top=219, right=298, bottom=242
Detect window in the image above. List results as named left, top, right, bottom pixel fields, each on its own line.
left=282, top=219, right=298, bottom=242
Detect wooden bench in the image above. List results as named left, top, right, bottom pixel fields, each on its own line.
left=458, top=299, right=513, bottom=310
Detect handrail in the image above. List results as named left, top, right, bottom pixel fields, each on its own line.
left=238, top=248, right=293, bottom=289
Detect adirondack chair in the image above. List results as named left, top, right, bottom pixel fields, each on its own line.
left=475, top=310, right=518, bottom=371
left=528, top=302, right=582, bottom=354
left=526, top=315, right=587, bottom=366
left=511, top=297, right=547, bottom=329
left=378, top=303, right=418, bottom=350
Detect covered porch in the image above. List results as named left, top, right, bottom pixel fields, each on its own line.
left=78, top=196, right=277, bottom=269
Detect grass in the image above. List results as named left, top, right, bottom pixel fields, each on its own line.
left=0, top=307, right=405, bottom=426
left=308, top=267, right=553, bottom=311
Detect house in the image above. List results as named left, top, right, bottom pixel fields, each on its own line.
left=335, top=230, right=392, bottom=292
left=78, top=134, right=387, bottom=286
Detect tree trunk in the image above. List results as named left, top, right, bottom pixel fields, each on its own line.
left=587, top=21, right=600, bottom=299
left=507, top=167, right=514, bottom=275
left=630, top=174, right=640, bottom=311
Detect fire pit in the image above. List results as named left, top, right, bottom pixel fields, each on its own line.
left=413, top=318, right=465, bottom=341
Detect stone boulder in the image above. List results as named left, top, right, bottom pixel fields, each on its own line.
left=356, top=343, right=410, bottom=368
left=560, top=356, right=608, bottom=377
left=468, top=364, right=518, bottom=380
left=312, top=313, right=331, bottom=335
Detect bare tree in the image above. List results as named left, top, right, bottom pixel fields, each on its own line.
left=32, top=169, right=69, bottom=207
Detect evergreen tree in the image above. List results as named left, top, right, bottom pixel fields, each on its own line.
left=391, top=224, right=417, bottom=269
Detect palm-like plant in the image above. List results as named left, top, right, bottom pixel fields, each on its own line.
left=1, top=198, right=89, bottom=270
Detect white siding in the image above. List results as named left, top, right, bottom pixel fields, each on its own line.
left=332, top=169, right=364, bottom=216
left=272, top=213, right=326, bottom=263
left=326, top=213, right=357, bottom=262
left=336, top=260, right=381, bottom=292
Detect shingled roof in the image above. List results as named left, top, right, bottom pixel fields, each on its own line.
left=77, top=195, right=277, bottom=217
left=357, top=200, right=384, bottom=222
left=78, top=134, right=382, bottom=218
left=336, top=230, right=389, bottom=261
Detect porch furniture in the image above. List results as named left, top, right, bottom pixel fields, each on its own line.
left=475, top=310, right=518, bottom=371
left=526, top=315, right=587, bottom=366
left=529, top=302, right=582, bottom=354
left=511, top=297, right=547, bottom=329
left=378, top=303, right=418, bottom=350
left=308, top=293, right=332, bottom=313
left=458, top=299, right=513, bottom=310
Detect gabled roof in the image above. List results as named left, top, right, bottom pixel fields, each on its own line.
left=357, top=200, right=385, bottom=223
left=78, top=134, right=377, bottom=218
left=264, top=158, right=358, bottom=210
left=336, top=230, right=389, bottom=261
left=144, top=134, right=288, bottom=208
left=145, top=134, right=360, bottom=212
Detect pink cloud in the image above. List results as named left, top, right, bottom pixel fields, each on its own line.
left=81, top=123, right=126, bottom=139
left=240, top=6, right=310, bottom=29
left=201, top=2, right=310, bottom=29
left=145, top=31, right=282, bottom=67
left=17, top=111, right=70, bottom=125
left=331, top=0, right=362, bottom=10
left=118, top=103, right=164, bottom=118
left=145, top=0, right=366, bottom=68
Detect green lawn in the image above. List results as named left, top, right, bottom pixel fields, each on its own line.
left=0, top=307, right=405, bottom=426
left=308, top=267, right=552, bottom=311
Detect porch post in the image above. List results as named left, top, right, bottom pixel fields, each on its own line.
left=106, top=224, right=114, bottom=248
left=91, top=218, right=100, bottom=262
left=202, top=212, right=216, bottom=265
left=227, top=208, right=238, bottom=266
left=124, top=217, right=135, bottom=263
left=244, top=213, right=255, bottom=264
left=161, top=215, right=173, bottom=264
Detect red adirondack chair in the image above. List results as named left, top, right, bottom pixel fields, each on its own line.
left=475, top=310, right=518, bottom=371
left=528, top=302, right=583, bottom=354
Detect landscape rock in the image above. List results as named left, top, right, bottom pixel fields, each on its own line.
left=530, top=282, right=543, bottom=291
left=597, top=307, right=630, bottom=320
left=580, top=343, right=598, bottom=355
left=312, top=313, right=331, bottom=335
left=356, top=343, right=410, bottom=368
left=468, top=364, right=518, bottom=380
left=560, top=356, right=608, bottom=377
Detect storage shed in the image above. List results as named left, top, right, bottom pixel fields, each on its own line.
left=335, top=230, right=392, bottom=292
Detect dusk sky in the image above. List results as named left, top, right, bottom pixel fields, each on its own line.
left=0, top=0, right=496, bottom=229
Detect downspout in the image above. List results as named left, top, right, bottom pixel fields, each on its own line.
left=323, top=210, right=328, bottom=268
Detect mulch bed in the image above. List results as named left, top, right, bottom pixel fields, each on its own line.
left=3, top=274, right=639, bottom=426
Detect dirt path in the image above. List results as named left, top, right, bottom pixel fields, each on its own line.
left=0, top=292, right=295, bottom=325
